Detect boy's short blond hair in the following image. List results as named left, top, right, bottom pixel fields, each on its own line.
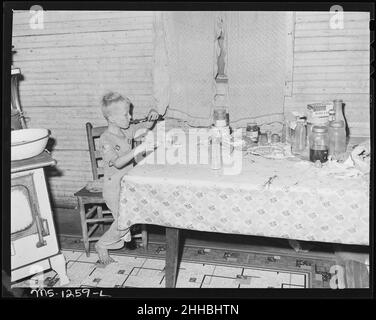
left=101, top=92, right=131, bottom=119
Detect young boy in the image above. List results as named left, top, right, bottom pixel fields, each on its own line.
left=96, top=92, right=159, bottom=265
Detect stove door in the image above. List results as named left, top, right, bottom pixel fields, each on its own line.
left=11, top=169, right=59, bottom=270
left=11, top=184, right=35, bottom=235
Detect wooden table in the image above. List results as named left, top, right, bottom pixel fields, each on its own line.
left=118, top=138, right=369, bottom=287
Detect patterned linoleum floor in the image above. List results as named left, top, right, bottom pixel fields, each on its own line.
left=12, top=247, right=337, bottom=288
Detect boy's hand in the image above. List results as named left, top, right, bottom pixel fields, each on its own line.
left=134, top=137, right=160, bottom=155
left=147, top=109, right=159, bottom=121
left=134, top=143, right=147, bottom=156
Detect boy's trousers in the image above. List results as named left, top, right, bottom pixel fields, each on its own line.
left=97, top=170, right=131, bottom=249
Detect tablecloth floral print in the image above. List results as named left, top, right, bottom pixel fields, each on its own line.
left=118, top=156, right=369, bottom=246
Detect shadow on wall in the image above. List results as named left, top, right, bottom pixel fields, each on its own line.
left=46, top=136, right=56, bottom=152
left=44, top=136, right=63, bottom=208
left=45, top=137, right=63, bottom=177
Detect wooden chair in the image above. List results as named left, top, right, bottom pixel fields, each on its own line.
left=74, top=122, right=148, bottom=257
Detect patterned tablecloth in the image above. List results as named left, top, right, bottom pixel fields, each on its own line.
left=118, top=144, right=369, bottom=246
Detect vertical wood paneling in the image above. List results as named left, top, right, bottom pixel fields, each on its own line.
left=12, top=11, right=155, bottom=207
left=285, top=12, right=370, bottom=137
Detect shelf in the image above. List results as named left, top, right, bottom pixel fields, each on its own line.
left=11, top=151, right=56, bottom=173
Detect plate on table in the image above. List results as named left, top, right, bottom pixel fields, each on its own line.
left=247, top=145, right=292, bottom=160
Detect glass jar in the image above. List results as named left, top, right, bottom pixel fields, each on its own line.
left=258, top=133, right=268, bottom=145
left=307, top=118, right=329, bottom=148
left=213, top=108, right=227, bottom=127
left=309, top=125, right=329, bottom=163
left=292, top=119, right=306, bottom=155
left=246, top=122, right=259, bottom=143
left=271, top=134, right=280, bottom=144
left=329, top=120, right=346, bottom=157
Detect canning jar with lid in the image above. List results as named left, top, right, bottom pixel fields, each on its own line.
left=246, top=122, right=259, bottom=143
left=309, top=125, right=329, bottom=163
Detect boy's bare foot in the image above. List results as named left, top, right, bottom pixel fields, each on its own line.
left=125, top=239, right=138, bottom=250
left=95, top=243, right=115, bottom=265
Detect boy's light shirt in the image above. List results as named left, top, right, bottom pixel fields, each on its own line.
left=99, top=123, right=149, bottom=180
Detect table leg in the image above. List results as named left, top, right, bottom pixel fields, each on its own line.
left=165, top=227, right=180, bottom=288
left=141, top=224, right=148, bottom=251
left=334, top=245, right=369, bottom=288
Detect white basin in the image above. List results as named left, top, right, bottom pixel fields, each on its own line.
left=11, top=128, right=50, bottom=161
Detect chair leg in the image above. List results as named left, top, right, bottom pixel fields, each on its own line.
left=97, top=205, right=104, bottom=233
left=141, top=224, right=148, bottom=251
left=78, top=197, right=90, bottom=257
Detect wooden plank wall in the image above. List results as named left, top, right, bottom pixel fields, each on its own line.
left=284, top=12, right=370, bottom=137
left=12, top=11, right=155, bottom=208
left=12, top=11, right=370, bottom=208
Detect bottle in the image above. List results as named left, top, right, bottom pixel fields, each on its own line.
left=211, top=128, right=222, bottom=170
left=292, top=119, right=306, bottom=155
left=213, top=108, right=227, bottom=127
left=333, top=100, right=344, bottom=121
left=282, top=120, right=292, bottom=144
left=333, top=99, right=347, bottom=137
left=309, top=126, right=329, bottom=163
left=289, top=116, right=300, bottom=145
left=329, top=120, right=346, bottom=158
left=281, top=122, right=287, bottom=143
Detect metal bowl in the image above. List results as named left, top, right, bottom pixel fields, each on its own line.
left=11, top=128, right=50, bottom=161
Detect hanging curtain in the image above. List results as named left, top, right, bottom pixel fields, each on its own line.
left=152, top=11, right=170, bottom=115
left=152, top=11, right=217, bottom=126
left=226, top=12, right=288, bottom=127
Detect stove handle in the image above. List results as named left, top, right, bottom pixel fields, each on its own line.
left=42, top=219, right=50, bottom=237
left=34, top=205, right=47, bottom=248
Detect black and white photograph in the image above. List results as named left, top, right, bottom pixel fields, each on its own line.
left=2, top=2, right=373, bottom=301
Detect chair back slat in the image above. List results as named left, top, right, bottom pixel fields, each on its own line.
left=97, top=167, right=104, bottom=176
left=86, top=122, right=107, bottom=180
